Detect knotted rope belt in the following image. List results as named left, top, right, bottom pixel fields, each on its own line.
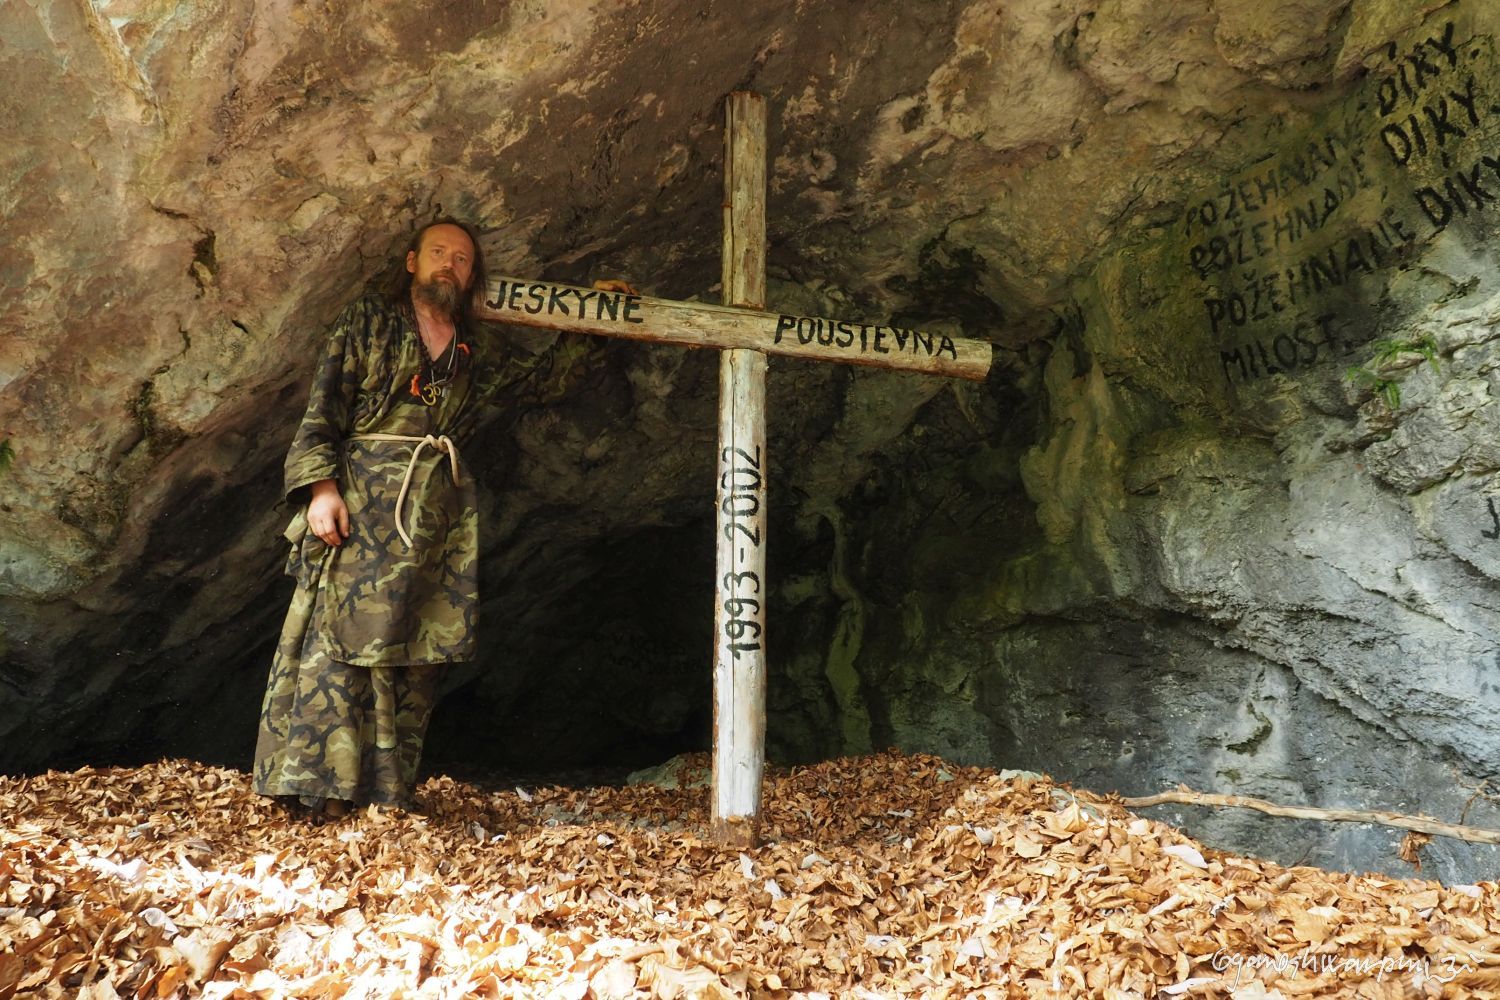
left=346, top=433, right=461, bottom=548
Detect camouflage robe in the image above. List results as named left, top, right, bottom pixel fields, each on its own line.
left=254, top=293, right=506, bottom=808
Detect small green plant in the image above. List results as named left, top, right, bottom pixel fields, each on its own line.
left=1370, top=335, right=1440, bottom=373
left=1344, top=334, right=1440, bottom=410
left=0, top=438, right=12, bottom=476
left=1344, top=366, right=1402, bottom=409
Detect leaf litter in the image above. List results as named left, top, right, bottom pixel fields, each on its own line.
left=0, top=751, right=1496, bottom=998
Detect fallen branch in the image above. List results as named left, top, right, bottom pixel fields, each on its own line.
left=1121, top=788, right=1500, bottom=845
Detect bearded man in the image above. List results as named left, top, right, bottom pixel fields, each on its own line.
left=253, top=218, right=495, bottom=817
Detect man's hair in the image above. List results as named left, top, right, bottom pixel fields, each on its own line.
left=384, top=216, right=489, bottom=328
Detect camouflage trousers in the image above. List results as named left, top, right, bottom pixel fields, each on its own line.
left=253, top=554, right=443, bottom=810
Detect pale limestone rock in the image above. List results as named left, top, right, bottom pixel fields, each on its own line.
left=1213, top=0, right=1352, bottom=86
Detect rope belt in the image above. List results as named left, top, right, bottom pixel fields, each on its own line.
left=346, top=433, right=461, bottom=548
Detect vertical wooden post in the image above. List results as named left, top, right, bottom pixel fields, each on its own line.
left=711, top=91, right=767, bottom=849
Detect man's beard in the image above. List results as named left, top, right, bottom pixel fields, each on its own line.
left=413, top=273, right=463, bottom=315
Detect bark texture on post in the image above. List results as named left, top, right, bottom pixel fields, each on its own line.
left=711, top=91, right=768, bottom=850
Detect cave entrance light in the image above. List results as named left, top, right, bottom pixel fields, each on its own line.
left=477, top=92, right=994, bottom=848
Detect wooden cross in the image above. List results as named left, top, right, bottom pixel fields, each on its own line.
left=477, top=92, right=992, bottom=848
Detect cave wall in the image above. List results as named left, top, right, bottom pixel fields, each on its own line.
left=806, top=1, right=1500, bottom=881
left=5, top=0, right=1500, bottom=881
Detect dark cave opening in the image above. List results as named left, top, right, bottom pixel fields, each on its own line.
left=423, top=517, right=720, bottom=785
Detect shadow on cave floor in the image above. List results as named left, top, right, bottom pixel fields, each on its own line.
left=420, top=698, right=712, bottom=793
left=423, top=754, right=684, bottom=793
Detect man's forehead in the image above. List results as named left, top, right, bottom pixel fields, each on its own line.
left=418, top=224, right=474, bottom=253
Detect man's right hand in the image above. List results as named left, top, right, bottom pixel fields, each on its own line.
left=307, top=479, right=350, bottom=546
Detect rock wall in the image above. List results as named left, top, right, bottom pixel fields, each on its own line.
left=802, top=1, right=1500, bottom=881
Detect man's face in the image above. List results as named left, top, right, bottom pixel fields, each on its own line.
left=407, top=223, right=476, bottom=314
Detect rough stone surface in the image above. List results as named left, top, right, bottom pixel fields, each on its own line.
left=4, top=0, right=1500, bottom=881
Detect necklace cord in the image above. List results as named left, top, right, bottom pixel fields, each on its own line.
left=416, top=329, right=459, bottom=387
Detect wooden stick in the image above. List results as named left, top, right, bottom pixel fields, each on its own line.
left=475, top=276, right=992, bottom=381
left=722, top=90, right=766, bottom=311
left=711, top=91, right=768, bottom=851
left=1122, top=788, right=1500, bottom=845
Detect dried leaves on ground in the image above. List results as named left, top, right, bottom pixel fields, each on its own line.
left=1, top=751, right=1496, bottom=998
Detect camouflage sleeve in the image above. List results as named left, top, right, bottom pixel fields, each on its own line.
left=282, top=298, right=368, bottom=506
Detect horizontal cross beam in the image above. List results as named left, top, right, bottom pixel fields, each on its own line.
left=477, top=276, right=992, bottom=381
